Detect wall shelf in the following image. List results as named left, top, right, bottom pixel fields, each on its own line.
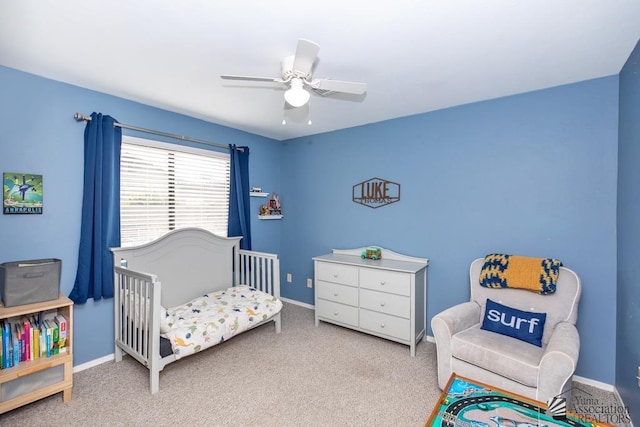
left=259, top=215, right=283, bottom=220
left=254, top=189, right=281, bottom=219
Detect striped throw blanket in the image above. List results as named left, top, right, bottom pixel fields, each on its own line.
left=479, top=253, right=562, bottom=295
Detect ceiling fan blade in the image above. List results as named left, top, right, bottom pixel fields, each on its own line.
left=310, top=79, right=367, bottom=95
left=221, top=74, right=283, bottom=83
left=292, top=39, right=320, bottom=77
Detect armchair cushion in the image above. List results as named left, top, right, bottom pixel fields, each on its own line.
left=451, top=324, right=544, bottom=387
left=481, top=298, right=546, bottom=347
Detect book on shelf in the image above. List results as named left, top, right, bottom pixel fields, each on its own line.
left=32, top=319, right=40, bottom=360
left=55, top=314, right=67, bottom=353
left=39, top=322, right=46, bottom=358
left=15, top=322, right=23, bottom=363
left=1, top=321, right=7, bottom=369
left=21, top=317, right=31, bottom=362
left=29, top=315, right=36, bottom=359
left=12, top=325, right=19, bottom=366
left=52, top=319, right=59, bottom=355
left=29, top=318, right=34, bottom=360
left=43, top=319, right=52, bottom=358
left=2, top=321, right=11, bottom=368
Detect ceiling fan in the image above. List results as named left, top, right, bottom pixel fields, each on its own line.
left=221, top=39, right=367, bottom=108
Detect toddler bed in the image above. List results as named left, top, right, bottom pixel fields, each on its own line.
left=110, top=227, right=282, bottom=394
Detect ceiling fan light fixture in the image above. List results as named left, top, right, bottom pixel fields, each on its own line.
left=284, top=78, right=310, bottom=107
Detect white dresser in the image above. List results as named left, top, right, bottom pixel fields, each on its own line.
left=313, top=247, right=428, bottom=356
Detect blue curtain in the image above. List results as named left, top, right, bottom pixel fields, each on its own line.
left=69, top=113, right=122, bottom=304
left=227, top=145, right=252, bottom=250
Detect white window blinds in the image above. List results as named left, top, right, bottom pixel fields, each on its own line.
left=120, top=136, right=230, bottom=247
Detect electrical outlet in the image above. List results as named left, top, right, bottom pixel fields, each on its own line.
left=286, top=273, right=292, bottom=283
left=307, top=278, right=313, bottom=288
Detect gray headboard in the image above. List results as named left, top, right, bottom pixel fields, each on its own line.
left=111, top=228, right=242, bottom=307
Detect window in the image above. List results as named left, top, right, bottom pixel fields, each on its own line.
left=120, top=136, right=230, bottom=247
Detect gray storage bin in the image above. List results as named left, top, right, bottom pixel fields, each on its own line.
left=0, top=364, right=64, bottom=402
left=0, top=259, right=61, bottom=307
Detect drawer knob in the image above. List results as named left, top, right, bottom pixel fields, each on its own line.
left=333, top=273, right=339, bottom=278
left=333, top=292, right=339, bottom=297
left=380, top=281, right=386, bottom=285
left=333, top=311, right=339, bottom=316
left=380, top=302, right=385, bottom=307
left=380, top=323, right=385, bottom=328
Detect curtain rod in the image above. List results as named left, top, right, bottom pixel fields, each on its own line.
left=73, top=113, right=242, bottom=152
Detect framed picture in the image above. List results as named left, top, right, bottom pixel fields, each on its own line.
left=3, top=172, right=43, bottom=214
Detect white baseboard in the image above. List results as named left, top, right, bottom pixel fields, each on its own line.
left=424, top=334, right=436, bottom=343
left=280, top=297, right=314, bottom=310
left=73, top=353, right=114, bottom=373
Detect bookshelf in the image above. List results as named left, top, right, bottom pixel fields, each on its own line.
left=0, top=295, right=73, bottom=414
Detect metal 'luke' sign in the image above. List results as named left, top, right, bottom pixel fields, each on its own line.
left=352, top=177, right=400, bottom=209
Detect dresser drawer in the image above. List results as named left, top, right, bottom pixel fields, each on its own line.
left=316, top=262, right=359, bottom=287
left=316, top=299, right=359, bottom=327
left=359, top=288, right=409, bottom=318
left=359, top=309, right=410, bottom=341
left=360, top=268, right=410, bottom=296
left=316, top=280, right=358, bottom=306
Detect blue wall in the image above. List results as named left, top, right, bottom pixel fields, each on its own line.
left=617, top=39, right=640, bottom=424
left=0, top=64, right=622, bottom=387
left=0, top=65, right=282, bottom=365
left=279, top=77, right=619, bottom=384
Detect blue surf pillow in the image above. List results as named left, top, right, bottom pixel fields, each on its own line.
left=481, top=298, right=546, bottom=347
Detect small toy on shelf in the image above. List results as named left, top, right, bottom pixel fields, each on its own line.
left=268, top=193, right=282, bottom=215
left=361, top=246, right=382, bottom=260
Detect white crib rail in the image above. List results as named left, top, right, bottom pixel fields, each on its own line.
left=113, top=266, right=162, bottom=392
left=237, top=249, right=280, bottom=298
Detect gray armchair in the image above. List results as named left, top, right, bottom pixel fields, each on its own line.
left=431, top=258, right=581, bottom=403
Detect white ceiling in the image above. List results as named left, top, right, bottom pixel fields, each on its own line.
left=1, top=1, right=639, bottom=141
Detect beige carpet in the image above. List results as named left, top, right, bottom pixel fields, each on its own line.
left=0, top=303, right=627, bottom=426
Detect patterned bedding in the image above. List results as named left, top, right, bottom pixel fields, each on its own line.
left=161, top=285, right=283, bottom=359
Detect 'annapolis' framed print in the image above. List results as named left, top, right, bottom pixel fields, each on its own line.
left=3, top=173, right=43, bottom=214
